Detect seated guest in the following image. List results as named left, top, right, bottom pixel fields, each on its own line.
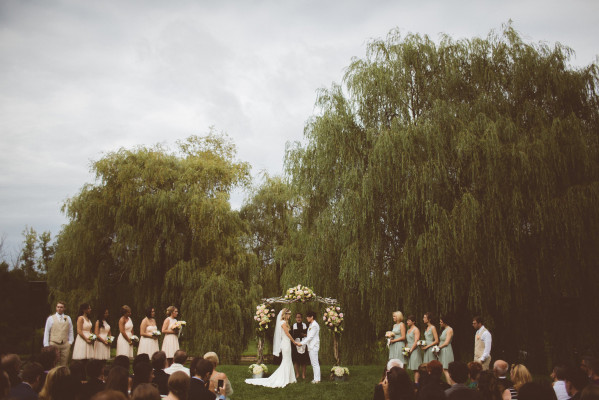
left=131, top=362, right=154, bottom=393
left=90, top=390, right=128, bottom=400
left=379, top=366, right=415, bottom=400
left=9, top=362, right=44, bottom=400
left=167, top=371, right=190, bottom=400
left=551, top=364, right=570, bottom=400
left=476, top=370, right=502, bottom=400
left=189, top=358, right=226, bottom=400
left=373, top=359, right=405, bottom=400
left=151, top=351, right=170, bottom=396
left=204, top=352, right=233, bottom=399
left=445, top=361, right=482, bottom=399
left=38, top=346, right=59, bottom=388
left=131, top=382, right=161, bottom=400
left=80, top=360, right=106, bottom=400
left=133, top=354, right=150, bottom=369
left=112, top=356, right=130, bottom=371
left=566, top=366, right=590, bottom=400
left=416, top=363, right=429, bottom=390
left=418, top=360, right=449, bottom=400
left=581, top=385, right=599, bottom=398
left=493, top=360, right=516, bottom=399
left=511, top=364, right=533, bottom=395
left=1, top=367, right=11, bottom=398
left=39, top=366, right=78, bottom=400
left=518, top=381, right=559, bottom=400
left=165, top=350, right=189, bottom=376
left=1, top=354, right=22, bottom=387
left=468, top=361, right=483, bottom=389
left=104, top=366, right=129, bottom=399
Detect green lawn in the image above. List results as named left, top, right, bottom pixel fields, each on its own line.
left=218, top=364, right=382, bottom=400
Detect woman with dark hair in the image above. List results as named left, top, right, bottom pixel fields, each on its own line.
left=380, top=366, right=415, bottom=400
left=94, top=307, right=112, bottom=360
left=138, top=307, right=159, bottom=357
left=166, top=371, right=189, bottom=400
left=116, top=305, right=135, bottom=359
left=72, top=303, right=95, bottom=361
left=131, top=382, right=161, bottom=400
left=438, top=317, right=454, bottom=376
left=418, top=360, right=450, bottom=399
left=105, top=365, right=130, bottom=398
left=477, top=370, right=502, bottom=400
left=406, top=315, right=423, bottom=383
left=420, top=313, right=439, bottom=363
left=131, top=361, right=154, bottom=393
left=161, top=306, right=180, bottom=363
left=467, top=361, right=483, bottom=389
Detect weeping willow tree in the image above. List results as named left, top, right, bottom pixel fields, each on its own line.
left=48, top=133, right=261, bottom=361
left=285, top=24, right=599, bottom=369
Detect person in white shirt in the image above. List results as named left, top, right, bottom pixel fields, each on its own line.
left=43, top=301, right=74, bottom=366
left=164, top=350, right=190, bottom=376
left=472, top=316, right=492, bottom=370
left=551, top=364, right=571, bottom=400
left=300, top=310, right=321, bottom=383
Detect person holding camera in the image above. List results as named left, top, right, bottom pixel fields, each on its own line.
left=189, top=358, right=226, bottom=400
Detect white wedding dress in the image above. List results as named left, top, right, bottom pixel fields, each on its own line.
left=246, top=317, right=296, bottom=388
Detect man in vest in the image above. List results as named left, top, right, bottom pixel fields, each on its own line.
left=43, top=301, right=74, bottom=366
left=472, top=316, right=492, bottom=370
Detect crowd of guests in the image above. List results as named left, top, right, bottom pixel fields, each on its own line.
left=0, top=348, right=232, bottom=400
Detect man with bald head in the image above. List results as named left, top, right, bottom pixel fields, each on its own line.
left=493, top=360, right=516, bottom=398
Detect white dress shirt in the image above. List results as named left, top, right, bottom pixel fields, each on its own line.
left=553, top=380, right=570, bottom=400
left=43, top=313, right=74, bottom=346
left=476, top=326, right=492, bottom=362
left=165, top=363, right=190, bottom=376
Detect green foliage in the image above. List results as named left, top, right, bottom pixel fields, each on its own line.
left=48, top=132, right=259, bottom=362
left=284, top=24, right=599, bottom=368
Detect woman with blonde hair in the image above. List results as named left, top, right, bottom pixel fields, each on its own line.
left=161, top=306, right=180, bottom=365
left=39, top=366, right=76, bottom=400
left=204, top=351, right=233, bottom=399
left=116, top=305, right=135, bottom=358
left=511, top=363, right=532, bottom=392
left=388, top=311, right=407, bottom=365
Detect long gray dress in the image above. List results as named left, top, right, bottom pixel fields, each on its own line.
left=438, top=327, right=454, bottom=369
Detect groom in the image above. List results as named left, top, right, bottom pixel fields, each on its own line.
left=301, top=310, right=320, bottom=383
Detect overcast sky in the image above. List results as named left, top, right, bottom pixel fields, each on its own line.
left=1, top=0, right=598, bottom=258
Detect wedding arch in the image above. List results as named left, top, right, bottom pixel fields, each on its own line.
left=253, top=285, right=345, bottom=365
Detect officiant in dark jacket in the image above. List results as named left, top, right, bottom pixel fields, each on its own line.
left=291, top=313, right=309, bottom=380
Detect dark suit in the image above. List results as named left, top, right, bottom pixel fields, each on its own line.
left=445, top=383, right=483, bottom=400
left=152, top=369, right=170, bottom=396
left=8, top=382, right=38, bottom=400
left=188, top=377, right=216, bottom=400
left=80, top=378, right=105, bottom=400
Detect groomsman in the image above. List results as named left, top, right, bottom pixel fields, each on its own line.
left=43, top=301, right=74, bottom=366
left=472, top=316, right=492, bottom=370
left=301, top=310, right=321, bottom=383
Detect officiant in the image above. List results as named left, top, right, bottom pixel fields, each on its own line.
left=291, top=312, right=309, bottom=380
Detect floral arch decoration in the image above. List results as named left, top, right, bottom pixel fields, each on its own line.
left=253, top=285, right=344, bottom=365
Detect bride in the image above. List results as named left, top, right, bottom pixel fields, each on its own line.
left=246, top=308, right=301, bottom=388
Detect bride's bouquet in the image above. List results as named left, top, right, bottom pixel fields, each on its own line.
left=402, top=347, right=411, bottom=357
left=323, top=305, right=344, bottom=333
left=284, top=285, right=315, bottom=303
left=417, top=340, right=426, bottom=347
left=254, top=304, right=276, bottom=332
left=385, top=331, right=395, bottom=347
left=88, top=333, right=97, bottom=342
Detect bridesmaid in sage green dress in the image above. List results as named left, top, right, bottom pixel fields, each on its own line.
left=421, top=312, right=439, bottom=363
left=438, top=317, right=454, bottom=371
left=388, top=311, right=407, bottom=365
left=406, top=315, right=423, bottom=382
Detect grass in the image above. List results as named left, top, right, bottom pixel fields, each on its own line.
left=218, top=364, right=382, bottom=400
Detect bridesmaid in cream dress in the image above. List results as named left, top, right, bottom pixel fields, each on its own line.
left=72, top=303, right=94, bottom=360
left=161, top=306, right=180, bottom=364
left=116, top=305, right=135, bottom=358
left=93, top=307, right=112, bottom=360
left=138, top=307, right=160, bottom=357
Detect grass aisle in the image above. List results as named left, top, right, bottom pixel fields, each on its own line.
left=219, top=364, right=382, bottom=400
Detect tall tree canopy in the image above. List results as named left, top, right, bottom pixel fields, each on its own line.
left=48, top=133, right=260, bottom=361
left=285, top=24, right=599, bottom=367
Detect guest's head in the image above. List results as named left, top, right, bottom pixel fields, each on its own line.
left=39, top=366, right=76, bottom=400
left=406, top=315, right=416, bottom=327
left=131, top=382, right=161, bottom=400
left=193, top=358, right=214, bottom=380
left=468, top=361, right=483, bottom=382
left=423, top=312, right=434, bottom=325
left=510, top=364, right=532, bottom=391
left=96, top=308, right=109, bottom=328
left=120, top=305, right=131, bottom=317
left=306, top=311, right=316, bottom=322
left=426, top=360, right=443, bottom=379
left=393, top=311, right=403, bottom=323
left=86, top=359, right=105, bottom=381
left=166, top=306, right=178, bottom=318
left=39, top=346, right=59, bottom=371
left=581, top=385, right=599, bottom=399
left=145, top=307, right=155, bottom=319
left=477, top=370, right=502, bottom=399
left=518, top=381, right=558, bottom=400
left=204, top=352, right=220, bottom=369
left=386, top=366, right=414, bottom=400
left=387, top=359, right=404, bottom=371
left=417, top=363, right=429, bottom=386
left=1, top=354, right=21, bottom=386
left=69, top=360, right=86, bottom=382
left=0, top=368, right=9, bottom=398
left=167, top=371, right=189, bottom=400
left=90, top=390, right=128, bottom=400
left=566, top=366, right=590, bottom=397
left=492, top=360, right=508, bottom=378
left=105, top=366, right=129, bottom=397
left=132, top=362, right=154, bottom=393
left=133, top=353, right=150, bottom=368
left=173, top=350, right=187, bottom=365
left=113, top=355, right=130, bottom=370
left=78, top=303, right=91, bottom=317
left=551, top=364, right=567, bottom=382
left=21, top=362, right=44, bottom=392
left=151, top=351, right=167, bottom=370
left=472, top=316, right=483, bottom=330
left=448, top=361, right=469, bottom=385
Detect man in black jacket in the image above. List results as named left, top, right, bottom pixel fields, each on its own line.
left=80, top=360, right=105, bottom=400
left=188, top=358, right=226, bottom=400
left=151, top=351, right=170, bottom=396
left=8, top=362, right=44, bottom=400
left=445, top=361, right=482, bottom=400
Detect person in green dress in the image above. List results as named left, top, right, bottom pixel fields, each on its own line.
left=420, top=312, right=439, bottom=363
left=405, top=315, right=423, bottom=383
left=388, top=311, right=407, bottom=365
left=438, top=316, right=455, bottom=380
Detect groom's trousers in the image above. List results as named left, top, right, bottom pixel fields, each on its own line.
left=308, top=348, right=320, bottom=382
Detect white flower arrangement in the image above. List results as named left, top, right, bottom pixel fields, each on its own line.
left=432, top=345, right=441, bottom=354
left=106, top=336, right=115, bottom=344
left=402, top=347, right=411, bottom=356
left=417, top=340, right=426, bottom=347
left=254, top=304, right=276, bottom=332
left=170, top=321, right=187, bottom=330
left=331, top=366, right=350, bottom=377
left=323, top=305, right=344, bottom=333
left=385, top=331, right=395, bottom=347
left=152, top=331, right=161, bottom=337
left=88, top=333, right=97, bottom=342
left=248, top=364, right=268, bottom=375
left=284, top=285, right=315, bottom=303
left=130, top=335, right=139, bottom=343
